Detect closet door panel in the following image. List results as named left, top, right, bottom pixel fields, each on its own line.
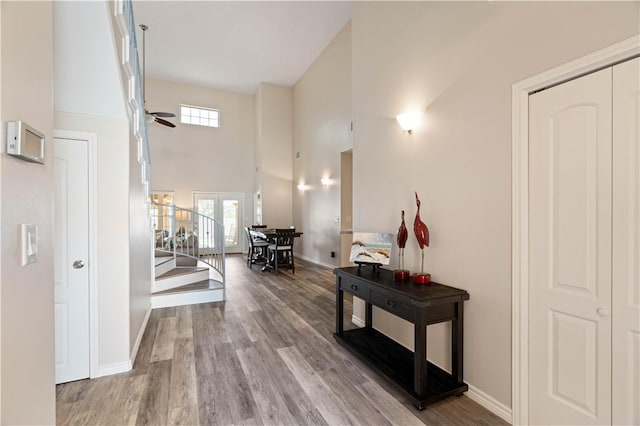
left=612, top=56, right=640, bottom=426
left=529, top=67, right=612, bottom=425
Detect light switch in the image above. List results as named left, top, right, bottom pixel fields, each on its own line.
left=20, top=224, right=38, bottom=266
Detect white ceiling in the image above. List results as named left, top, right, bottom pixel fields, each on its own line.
left=132, top=1, right=352, bottom=95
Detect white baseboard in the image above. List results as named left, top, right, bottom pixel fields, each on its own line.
left=96, top=361, right=131, bottom=378
left=466, top=383, right=512, bottom=424
left=295, top=254, right=336, bottom=269
left=130, top=302, right=152, bottom=367
left=351, top=314, right=365, bottom=328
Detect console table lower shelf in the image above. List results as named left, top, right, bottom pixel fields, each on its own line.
left=334, top=327, right=468, bottom=409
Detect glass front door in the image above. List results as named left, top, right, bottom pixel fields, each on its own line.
left=193, top=192, right=243, bottom=254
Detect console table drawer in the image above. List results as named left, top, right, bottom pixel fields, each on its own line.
left=370, top=289, right=414, bottom=322
left=339, top=280, right=370, bottom=301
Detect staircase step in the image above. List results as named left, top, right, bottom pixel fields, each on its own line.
left=154, top=279, right=224, bottom=295
left=156, top=266, right=208, bottom=279
left=154, top=256, right=176, bottom=277
left=154, top=267, right=210, bottom=293
left=151, top=279, right=224, bottom=308
left=154, top=256, right=172, bottom=266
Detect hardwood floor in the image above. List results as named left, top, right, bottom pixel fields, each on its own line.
left=56, top=255, right=507, bottom=425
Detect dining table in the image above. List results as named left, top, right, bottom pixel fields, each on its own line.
left=249, top=228, right=303, bottom=272
left=249, top=228, right=304, bottom=241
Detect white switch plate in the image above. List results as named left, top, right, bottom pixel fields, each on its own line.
left=20, top=224, right=38, bottom=266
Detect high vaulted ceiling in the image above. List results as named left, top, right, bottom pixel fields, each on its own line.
left=132, top=1, right=352, bottom=95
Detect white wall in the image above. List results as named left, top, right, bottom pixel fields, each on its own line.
left=53, top=1, right=126, bottom=118
left=0, top=7, right=4, bottom=421
left=54, top=113, right=131, bottom=368
left=54, top=0, right=137, bottom=372
left=255, top=82, right=293, bottom=228
left=146, top=78, right=254, bottom=216
left=128, top=127, right=152, bottom=362
left=0, top=2, right=56, bottom=423
left=293, top=23, right=352, bottom=264
left=351, top=1, right=639, bottom=410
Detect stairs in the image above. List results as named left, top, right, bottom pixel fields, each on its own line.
left=154, top=254, right=175, bottom=276
left=150, top=203, right=226, bottom=308
left=152, top=253, right=225, bottom=308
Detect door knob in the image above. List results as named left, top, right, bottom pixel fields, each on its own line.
left=73, top=260, right=85, bottom=269
left=596, top=307, right=610, bottom=317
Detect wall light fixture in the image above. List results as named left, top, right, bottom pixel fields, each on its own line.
left=396, top=111, right=423, bottom=134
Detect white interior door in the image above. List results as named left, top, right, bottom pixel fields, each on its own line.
left=612, top=57, right=640, bottom=425
left=54, top=138, right=90, bottom=384
left=529, top=67, right=612, bottom=425
left=193, top=192, right=243, bottom=254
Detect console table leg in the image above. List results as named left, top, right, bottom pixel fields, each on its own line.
left=452, top=301, right=464, bottom=383
left=414, top=313, right=427, bottom=397
left=336, top=284, right=344, bottom=335
left=365, top=302, right=373, bottom=329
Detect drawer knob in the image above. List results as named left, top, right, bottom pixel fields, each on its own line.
left=386, top=299, right=395, bottom=308
left=351, top=284, right=358, bottom=291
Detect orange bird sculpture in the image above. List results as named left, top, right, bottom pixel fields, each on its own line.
left=414, top=192, right=430, bottom=249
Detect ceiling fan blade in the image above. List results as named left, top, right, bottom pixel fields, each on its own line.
left=155, top=117, right=176, bottom=128
left=149, top=111, right=176, bottom=118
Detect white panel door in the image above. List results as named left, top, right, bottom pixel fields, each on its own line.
left=612, top=57, right=640, bottom=425
left=529, top=68, right=612, bottom=425
left=54, top=138, right=90, bottom=384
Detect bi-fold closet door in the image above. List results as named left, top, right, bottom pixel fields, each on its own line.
left=528, top=57, right=639, bottom=425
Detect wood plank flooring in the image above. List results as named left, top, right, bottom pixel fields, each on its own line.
left=56, top=255, right=507, bottom=425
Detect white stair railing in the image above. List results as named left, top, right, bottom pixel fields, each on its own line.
left=151, top=202, right=225, bottom=287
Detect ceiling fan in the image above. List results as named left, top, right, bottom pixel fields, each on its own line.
left=139, top=24, right=176, bottom=128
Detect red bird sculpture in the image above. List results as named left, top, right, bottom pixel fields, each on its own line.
left=414, top=192, right=430, bottom=249
left=397, top=210, right=408, bottom=249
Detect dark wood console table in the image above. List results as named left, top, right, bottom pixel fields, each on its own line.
left=334, top=267, right=469, bottom=410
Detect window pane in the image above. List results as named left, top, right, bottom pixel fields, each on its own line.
left=223, top=200, right=239, bottom=246
left=197, top=200, right=215, bottom=249
left=179, top=105, right=220, bottom=128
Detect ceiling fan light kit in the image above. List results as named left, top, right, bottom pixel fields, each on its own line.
left=139, top=24, right=176, bottom=128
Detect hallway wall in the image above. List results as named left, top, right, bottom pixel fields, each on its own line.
left=292, top=23, right=352, bottom=266
left=0, top=2, right=56, bottom=423
left=350, top=0, right=639, bottom=412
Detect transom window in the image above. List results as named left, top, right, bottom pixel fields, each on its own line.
left=180, top=104, right=220, bottom=128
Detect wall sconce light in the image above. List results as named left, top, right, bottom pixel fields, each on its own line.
left=297, top=183, right=308, bottom=191
left=321, top=177, right=330, bottom=188
left=396, top=111, right=423, bottom=134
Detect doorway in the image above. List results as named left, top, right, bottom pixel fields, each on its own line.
left=193, top=192, right=244, bottom=254
left=340, top=149, right=353, bottom=267
left=512, top=37, right=639, bottom=425
left=53, top=131, right=97, bottom=384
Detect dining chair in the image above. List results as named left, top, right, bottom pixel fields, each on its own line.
left=245, top=227, right=269, bottom=269
left=267, top=228, right=296, bottom=274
